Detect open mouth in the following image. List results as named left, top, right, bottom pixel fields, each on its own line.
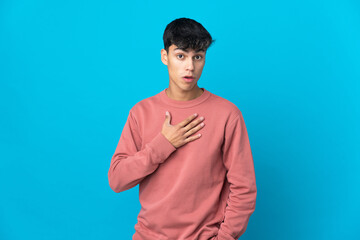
left=183, top=76, right=195, bottom=82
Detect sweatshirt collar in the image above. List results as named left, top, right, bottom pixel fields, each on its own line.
left=159, top=87, right=211, bottom=108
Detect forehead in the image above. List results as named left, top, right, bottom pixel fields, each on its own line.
left=170, top=45, right=205, bottom=53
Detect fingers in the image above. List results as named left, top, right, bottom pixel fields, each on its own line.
left=183, top=120, right=205, bottom=138
left=177, top=113, right=198, bottom=128
left=184, top=132, right=202, bottom=143
left=162, top=112, right=205, bottom=148
left=165, top=111, right=171, bottom=125
left=183, top=115, right=204, bottom=132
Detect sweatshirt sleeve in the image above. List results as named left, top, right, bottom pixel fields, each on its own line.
left=216, top=112, right=257, bottom=240
left=108, top=110, right=177, bottom=193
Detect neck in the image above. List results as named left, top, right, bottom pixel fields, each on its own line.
left=165, top=86, right=204, bottom=101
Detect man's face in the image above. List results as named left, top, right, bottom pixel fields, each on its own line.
left=161, top=44, right=206, bottom=91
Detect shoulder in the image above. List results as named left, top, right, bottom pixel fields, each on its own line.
left=208, top=90, right=242, bottom=122
left=128, top=91, right=161, bottom=116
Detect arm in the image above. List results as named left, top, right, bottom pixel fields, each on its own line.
left=216, top=112, right=257, bottom=239
left=108, top=110, right=177, bottom=193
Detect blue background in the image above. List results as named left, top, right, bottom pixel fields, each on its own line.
left=1, top=0, right=359, bottom=239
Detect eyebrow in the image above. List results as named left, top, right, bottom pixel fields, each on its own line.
left=174, top=47, right=205, bottom=53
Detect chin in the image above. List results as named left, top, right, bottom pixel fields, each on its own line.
left=182, top=82, right=197, bottom=89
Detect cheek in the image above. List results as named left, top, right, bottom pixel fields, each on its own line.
left=168, top=65, right=180, bottom=78
left=170, top=63, right=182, bottom=73
left=196, top=63, right=205, bottom=71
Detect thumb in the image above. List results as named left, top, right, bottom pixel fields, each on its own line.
left=165, top=111, right=171, bottom=125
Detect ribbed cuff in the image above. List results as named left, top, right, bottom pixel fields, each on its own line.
left=146, top=132, right=177, bottom=164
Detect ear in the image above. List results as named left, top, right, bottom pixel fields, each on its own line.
left=160, top=49, right=168, bottom=65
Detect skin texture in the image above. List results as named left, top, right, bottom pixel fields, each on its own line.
left=160, top=44, right=207, bottom=148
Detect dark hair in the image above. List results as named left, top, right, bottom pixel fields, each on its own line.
left=163, top=18, right=215, bottom=53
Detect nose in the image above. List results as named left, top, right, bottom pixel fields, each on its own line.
left=186, top=58, right=195, bottom=71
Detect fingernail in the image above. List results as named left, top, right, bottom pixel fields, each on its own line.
left=194, top=113, right=198, bottom=116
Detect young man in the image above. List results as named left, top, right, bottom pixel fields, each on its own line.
left=108, top=18, right=257, bottom=240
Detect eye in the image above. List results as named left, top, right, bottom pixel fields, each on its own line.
left=177, top=54, right=184, bottom=59
left=195, top=55, right=203, bottom=60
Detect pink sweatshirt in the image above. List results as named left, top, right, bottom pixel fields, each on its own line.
left=108, top=87, right=257, bottom=240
